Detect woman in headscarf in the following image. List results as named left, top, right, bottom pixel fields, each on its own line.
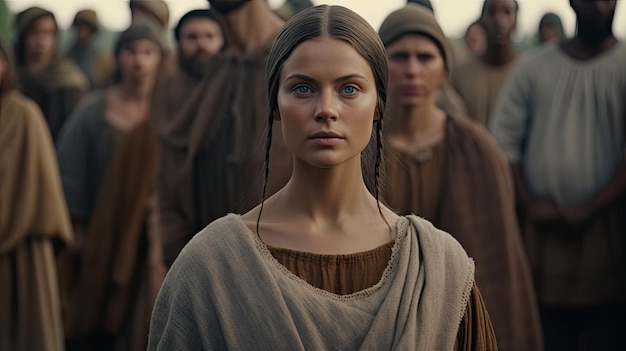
left=379, top=4, right=543, bottom=351
left=0, top=40, right=73, bottom=351
left=56, top=20, right=164, bottom=351
left=14, top=6, right=88, bottom=141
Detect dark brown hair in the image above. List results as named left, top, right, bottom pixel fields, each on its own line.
left=258, top=5, right=389, bottom=233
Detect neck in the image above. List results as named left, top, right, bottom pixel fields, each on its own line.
left=25, top=54, right=54, bottom=74
left=276, top=156, right=376, bottom=225
left=575, top=24, right=616, bottom=51
left=225, top=1, right=284, bottom=54
left=388, top=98, right=445, bottom=141
left=481, top=40, right=517, bottom=66
left=118, top=77, right=154, bottom=101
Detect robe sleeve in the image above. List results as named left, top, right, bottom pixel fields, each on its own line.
left=454, top=283, right=499, bottom=351
left=489, top=62, right=532, bottom=163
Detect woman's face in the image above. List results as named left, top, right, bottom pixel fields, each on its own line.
left=24, top=16, right=57, bottom=60
left=117, top=38, right=162, bottom=82
left=276, top=36, right=378, bottom=169
left=386, top=34, right=446, bottom=109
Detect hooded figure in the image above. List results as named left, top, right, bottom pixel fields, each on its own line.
left=379, top=5, right=543, bottom=351
left=14, top=6, right=89, bottom=141
left=66, top=9, right=115, bottom=88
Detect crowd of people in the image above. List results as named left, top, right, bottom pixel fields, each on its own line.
left=0, top=0, right=624, bottom=350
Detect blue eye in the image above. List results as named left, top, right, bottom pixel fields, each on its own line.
left=295, top=85, right=312, bottom=94
left=342, top=85, right=358, bottom=95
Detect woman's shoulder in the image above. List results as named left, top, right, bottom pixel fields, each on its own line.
left=174, top=214, right=251, bottom=265
left=403, top=214, right=471, bottom=260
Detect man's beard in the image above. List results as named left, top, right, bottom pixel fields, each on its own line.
left=178, top=50, right=212, bottom=78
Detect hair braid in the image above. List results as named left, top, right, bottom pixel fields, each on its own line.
left=256, top=118, right=274, bottom=236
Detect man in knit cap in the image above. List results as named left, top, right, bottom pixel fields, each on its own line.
left=14, top=6, right=89, bottom=141
left=66, top=9, right=115, bottom=88
left=154, top=0, right=292, bottom=267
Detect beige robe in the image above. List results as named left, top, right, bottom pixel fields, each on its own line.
left=0, top=91, right=73, bottom=351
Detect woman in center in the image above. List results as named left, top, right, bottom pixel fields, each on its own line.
left=149, top=5, right=496, bottom=350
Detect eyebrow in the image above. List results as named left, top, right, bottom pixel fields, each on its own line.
left=285, top=73, right=368, bottom=84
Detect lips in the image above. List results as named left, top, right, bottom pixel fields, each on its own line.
left=309, top=131, right=344, bottom=146
left=402, top=85, right=425, bottom=95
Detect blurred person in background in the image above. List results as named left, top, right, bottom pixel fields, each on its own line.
left=490, top=0, right=626, bottom=349
left=379, top=5, right=542, bottom=351
left=0, top=40, right=73, bottom=351
left=452, top=0, right=519, bottom=127
left=14, top=6, right=88, bottom=141
left=154, top=0, right=293, bottom=267
left=406, top=0, right=469, bottom=117
left=129, top=0, right=171, bottom=49
left=66, top=9, right=115, bottom=89
left=151, top=8, right=226, bottom=266
left=538, top=12, right=566, bottom=45
left=56, top=20, right=164, bottom=351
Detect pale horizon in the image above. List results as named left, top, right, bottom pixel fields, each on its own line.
left=5, top=0, right=626, bottom=39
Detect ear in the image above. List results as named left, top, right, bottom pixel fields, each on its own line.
left=273, top=110, right=281, bottom=121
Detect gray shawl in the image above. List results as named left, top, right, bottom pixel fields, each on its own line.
left=148, top=214, right=475, bottom=350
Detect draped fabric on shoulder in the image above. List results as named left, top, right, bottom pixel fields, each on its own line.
left=65, top=122, right=159, bottom=349
left=149, top=215, right=478, bottom=350
left=18, top=58, right=89, bottom=140
left=155, top=45, right=292, bottom=266
left=384, top=116, right=542, bottom=351
left=0, top=91, right=72, bottom=351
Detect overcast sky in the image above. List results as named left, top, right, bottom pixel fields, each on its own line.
left=6, top=0, right=626, bottom=38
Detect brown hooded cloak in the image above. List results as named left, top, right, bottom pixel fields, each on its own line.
left=0, top=90, right=73, bottom=351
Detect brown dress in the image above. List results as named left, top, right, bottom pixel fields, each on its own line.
left=269, top=242, right=498, bottom=350
left=384, top=116, right=542, bottom=351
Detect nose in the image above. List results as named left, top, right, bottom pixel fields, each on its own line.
left=406, top=56, right=423, bottom=78
left=315, top=89, right=339, bottom=122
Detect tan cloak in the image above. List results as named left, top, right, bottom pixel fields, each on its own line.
left=0, top=91, right=73, bottom=351
left=384, top=116, right=542, bottom=351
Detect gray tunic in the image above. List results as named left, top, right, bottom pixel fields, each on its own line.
left=490, top=42, right=626, bottom=207
left=56, top=91, right=122, bottom=223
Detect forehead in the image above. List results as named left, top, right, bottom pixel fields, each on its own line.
left=181, top=17, right=221, bottom=33
left=387, top=34, right=440, bottom=52
left=121, top=38, right=160, bottom=51
left=31, top=16, right=57, bottom=31
left=485, top=0, right=517, bottom=11
left=281, top=36, right=374, bottom=79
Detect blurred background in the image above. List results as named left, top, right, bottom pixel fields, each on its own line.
left=2, top=0, right=626, bottom=52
